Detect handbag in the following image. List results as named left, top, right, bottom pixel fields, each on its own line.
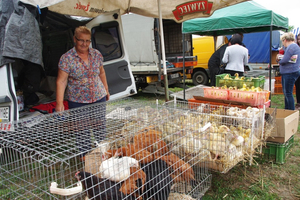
left=219, top=64, right=226, bottom=74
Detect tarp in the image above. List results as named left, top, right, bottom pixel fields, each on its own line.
left=182, top=1, right=288, bottom=35
left=20, top=0, right=248, bottom=23
left=227, top=31, right=281, bottom=63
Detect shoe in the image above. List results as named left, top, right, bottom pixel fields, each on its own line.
left=295, top=103, right=300, bottom=110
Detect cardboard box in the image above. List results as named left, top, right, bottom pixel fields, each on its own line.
left=266, top=108, right=299, bottom=143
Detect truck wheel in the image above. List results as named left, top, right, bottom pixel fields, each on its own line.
left=192, top=71, right=208, bottom=85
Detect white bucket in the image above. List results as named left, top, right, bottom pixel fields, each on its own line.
left=264, top=78, right=275, bottom=93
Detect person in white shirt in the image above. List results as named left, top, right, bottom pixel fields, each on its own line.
left=222, top=34, right=248, bottom=76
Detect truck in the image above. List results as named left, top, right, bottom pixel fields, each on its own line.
left=190, top=31, right=281, bottom=85
left=121, top=13, right=196, bottom=94
left=0, top=7, right=137, bottom=124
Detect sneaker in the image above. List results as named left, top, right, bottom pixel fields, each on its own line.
left=295, top=103, right=300, bottom=110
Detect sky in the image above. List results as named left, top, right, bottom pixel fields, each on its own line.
left=253, top=0, right=300, bottom=29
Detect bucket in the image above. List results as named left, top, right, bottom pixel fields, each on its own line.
left=264, top=78, right=275, bottom=93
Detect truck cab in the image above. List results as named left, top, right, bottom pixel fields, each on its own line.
left=0, top=10, right=136, bottom=126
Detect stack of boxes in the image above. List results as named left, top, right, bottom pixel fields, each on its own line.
left=264, top=108, right=299, bottom=163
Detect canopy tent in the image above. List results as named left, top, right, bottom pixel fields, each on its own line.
left=182, top=1, right=289, bottom=95
left=182, top=1, right=288, bottom=36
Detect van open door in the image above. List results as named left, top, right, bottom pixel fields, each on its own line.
left=0, top=10, right=136, bottom=124
left=86, top=11, right=136, bottom=100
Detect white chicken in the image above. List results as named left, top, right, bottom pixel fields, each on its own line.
left=99, top=152, right=139, bottom=182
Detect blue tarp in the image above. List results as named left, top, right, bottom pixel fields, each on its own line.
left=227, top=31, right=281, bottom=63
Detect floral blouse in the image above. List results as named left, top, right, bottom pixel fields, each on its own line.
left=58, top=47, right=107, bottom=103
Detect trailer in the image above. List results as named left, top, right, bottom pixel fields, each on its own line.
left=121, top=14, right=196, bottom=94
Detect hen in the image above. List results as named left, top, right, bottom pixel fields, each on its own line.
left=99, top=152, right=139, bottom=182
left=134, top=128, right=169, bottom=158
left=75, top=171, right=125, bottom=200
left=141, top=159, right=173, bottom=200
left=104, top=143, right=155, bottom=164
left=159, top=152, right=195, bottom=184
left=119, top=166, right=146, bottom=200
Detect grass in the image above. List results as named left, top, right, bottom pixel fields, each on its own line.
left=131, top=88, right=300, bottom=200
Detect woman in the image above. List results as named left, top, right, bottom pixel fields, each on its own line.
left=295, top=33, right=300, bottom=109
left=55, top=26, right=110, bottom=161
left=277, top=32, right=300, bottom=110
left=222, top=34, right=248, bottom=76
left=56, top=26, right=109, bottom=111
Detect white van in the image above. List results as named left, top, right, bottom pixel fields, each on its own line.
left=0, top=9, right=136, bottom=124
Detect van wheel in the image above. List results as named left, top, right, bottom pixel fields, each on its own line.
left=192, top=71, right=208, bottom=85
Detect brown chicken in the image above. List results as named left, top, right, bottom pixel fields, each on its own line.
left=119, top=166, right=146, bottom=200
left=159, top=153, right=195, bottom=184
left=103, top=143, right=155, bottom=164
left=134, top=129, right=169, bottom=157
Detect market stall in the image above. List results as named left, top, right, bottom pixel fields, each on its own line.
left=182, top=1, right=289, bottom=95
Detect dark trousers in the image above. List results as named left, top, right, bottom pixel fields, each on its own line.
left=68, top=97, right=107, bottom=157
left=295, top=76, right=300, bottom=104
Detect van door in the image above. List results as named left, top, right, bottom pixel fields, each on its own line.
left=86, top=11, right=136, bottom=100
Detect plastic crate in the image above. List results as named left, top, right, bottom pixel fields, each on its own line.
left=216, top=74, right=265, bottom=89
left=228, top=90, right=270, bottom=106
left=203, top=87, right=229, bottom=100
left=263, top=135, right=294, bottom=164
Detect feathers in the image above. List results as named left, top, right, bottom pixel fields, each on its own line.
left=99, top=156, right=139, bottom=182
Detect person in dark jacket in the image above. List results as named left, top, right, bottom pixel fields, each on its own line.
left=208, top=38, right=231, bottom=86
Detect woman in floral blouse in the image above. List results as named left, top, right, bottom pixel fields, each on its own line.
left=55, top=26, right=109, bottom=161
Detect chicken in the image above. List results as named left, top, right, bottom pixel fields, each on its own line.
left=99, top=152, right=139, bottom=182
left=176, top=137, right=203, bottom=155
left=105, top=144, right=155, bottom=165
left=141, top=159, right=173, bottom=200
left=134, top=129, right=169, bottom=157
left=159, top=153, right=195, bottom=184
left=119, top=166, right=146, bottom=200
left=75, top=171, right=125, bottom=200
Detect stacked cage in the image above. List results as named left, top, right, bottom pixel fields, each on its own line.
left=164, top=100, right=274, bottom=173
left=0, top=98, right=211, bottom=199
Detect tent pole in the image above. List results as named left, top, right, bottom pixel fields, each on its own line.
left=158, top=0, right=169, bottom=101
left=182, top=33, right=186, bottom=100
left=269, top=26, right=273, bottom=100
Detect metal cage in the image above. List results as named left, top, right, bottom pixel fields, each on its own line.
left=0, top=98, right=211, bottom=199
left=164, top=100, right=270, bottom=173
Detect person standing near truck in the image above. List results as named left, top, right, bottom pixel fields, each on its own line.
left=294, top=33, right=300, bottom=109
left=277, top=32, right=300, bottom=110
left=208, top=38, right=231, bottom=86
left=222, top=34, right=248, bottom=76
left=55, top=26, right=110, bottom=161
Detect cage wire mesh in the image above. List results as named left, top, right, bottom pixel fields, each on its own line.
left=163, top=100, right=274, bottom=173
left=0, top=98, right=211, bottom=200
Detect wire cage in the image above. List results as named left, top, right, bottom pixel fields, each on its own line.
left=0, top=98, right=211, bottom=200
left=163, top=100, right=271, bottom=173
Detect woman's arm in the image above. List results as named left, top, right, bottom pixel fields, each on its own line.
left=55, top=69, right=68, bottom=112
left=222, top=48, right=229, bottom=64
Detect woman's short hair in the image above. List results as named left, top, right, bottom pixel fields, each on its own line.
left=231, top=34, right=243, bottom=45
left=280, top=32, right=295, bottom=42
left=74, top=26, right=91, bottom=37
